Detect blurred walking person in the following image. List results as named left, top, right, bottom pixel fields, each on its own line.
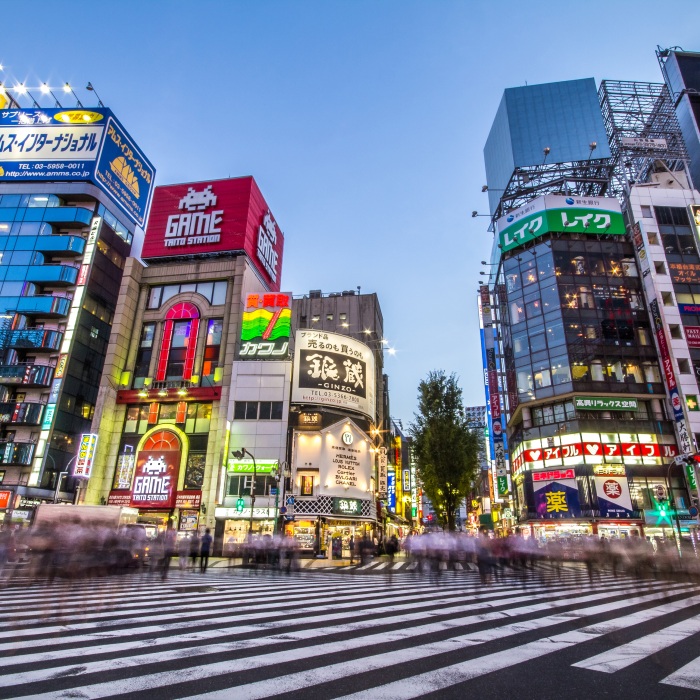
left=200, top=528, right=213, bottom=573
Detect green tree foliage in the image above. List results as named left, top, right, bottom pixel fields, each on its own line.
left=410, top=371, right=479, bottom=531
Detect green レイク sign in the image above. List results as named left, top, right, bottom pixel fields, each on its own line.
left=497, top=195, right=626, bottom=253
left=574, top=396, right=638, bottom=411
left=497, top=476, right=509, bottom=495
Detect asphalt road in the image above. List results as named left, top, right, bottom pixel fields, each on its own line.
left=1, top=565, right=700, bottom=699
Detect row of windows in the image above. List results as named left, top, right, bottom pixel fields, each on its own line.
left=124, top=402, right=213, bottom=434
left=147, top=281, right=227, bottom=309
left=515, top=358, right=663, bottom=400
left=530, top=400, right=659, bottom=427
left=0, top=194, right=62, bottom=208
left=96, top=204, right=132, bottom=244
left=233, top=401, right=284, bottom=420
left=133, top=318, right=222, bottom=386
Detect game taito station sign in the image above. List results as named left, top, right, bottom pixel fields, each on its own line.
left=574, top=396, right=638, bottom=411
left=496, top=195, right=626, bottom=253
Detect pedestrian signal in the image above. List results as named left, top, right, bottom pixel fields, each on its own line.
left=236, top=498, right=244, bottom=513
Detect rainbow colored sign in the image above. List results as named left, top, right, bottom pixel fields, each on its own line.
left=239, top=292, right=291, bottom=359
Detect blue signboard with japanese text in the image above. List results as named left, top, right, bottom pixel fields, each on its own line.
left=387, top=471, right=396, bottom=510
left=0, top=107, right=154, bottom=227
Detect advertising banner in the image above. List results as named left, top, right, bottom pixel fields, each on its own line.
left=292, top=331, right=376, bottom=419
left=532, top=475, right=581, bottom=518
left=294, top=419, right=372, bottom=499
left=574, top=396, right=638, bottom=411
left=0, top=108, right=154, bottom=226
left=0, top=490, right=11, bottom=509
left=130, top=450, right=180, bottom=509
left=378, top=447, right=387, bottom=497
left=141, top=177, right=284, bottom=291
left=679, top=303, right=700, bottom=315
left=594, top=475, right=634, bottom=518
left=685, top=326, right=700, bottom=348
left=227, top=460, right=277, bottom=474
left=496, top=195, right=625, bottom=253
left=669, top=262, right=700, bottom=285
left=239, top=292, right=291, bottom=359
left=174, top=491, right=202, bottom=509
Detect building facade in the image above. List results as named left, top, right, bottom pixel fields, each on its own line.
left=85, top=177, right=286, bottom=546
left=0, top=103, right=153, bottom=525
left=480, top=74, right=698, bottom=543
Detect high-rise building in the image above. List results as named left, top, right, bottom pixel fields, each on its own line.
left=659, top=48, right=700, bottom=192
left=0, top=96, right=154, bottom=524
left=480, top=76, right=689, bottom=541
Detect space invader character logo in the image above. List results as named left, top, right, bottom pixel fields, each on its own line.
left=179, top=185, right=217, bottom=212
left=165, top=184, right=223, bottom=248
left=142, top=455, right=167, bottom=476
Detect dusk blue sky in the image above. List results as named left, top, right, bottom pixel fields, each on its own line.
left=2, top=0, right=699, bottom=422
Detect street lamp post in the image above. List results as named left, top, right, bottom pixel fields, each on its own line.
left=271, top=461, right=291, bottom=534
left=231, top=448, right=256, bottom=536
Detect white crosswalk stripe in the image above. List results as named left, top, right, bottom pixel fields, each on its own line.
left=0, top=568, right=699, bottom=699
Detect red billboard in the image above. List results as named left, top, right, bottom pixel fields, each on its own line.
left=141, top=176, right=284, bottom=291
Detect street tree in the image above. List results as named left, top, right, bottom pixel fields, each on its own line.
left=410, top=370, right=479, bottom=531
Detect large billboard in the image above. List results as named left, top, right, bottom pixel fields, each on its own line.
left=239, top=292, right=291, bottom=359
left=292, top=330, right=376, bottom=419
left=141, top=177, right=284, bottom=291
left=0, top=108, right=154, bottom=227
left=496, top=195, right=625, bottom=253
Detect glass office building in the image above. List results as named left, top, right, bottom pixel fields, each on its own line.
left=484, top=78, right=611, bottom=216
left=481, top=78, right=686, bottom=541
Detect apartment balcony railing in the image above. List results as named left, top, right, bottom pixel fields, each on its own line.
left=0, top=401, right=45, bottom=426
left=0, top=441, right=35, bottom=466
left=9, top=295, right=71, bottom=318
left=34, top=235, right=86, bottom=257
left=0, top=364, right=54, bottom=387
left=27, top=264, right=78, bottom=287
left=6, top=329, right=63, bottom=352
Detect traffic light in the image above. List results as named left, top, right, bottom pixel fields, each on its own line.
left=236, top=498, right=244, bottom=513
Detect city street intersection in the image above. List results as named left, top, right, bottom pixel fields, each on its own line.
left=1, top=566, right=700, bottom=698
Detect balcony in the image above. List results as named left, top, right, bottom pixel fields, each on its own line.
left=8, top=295, right=71, bottom=318
left=34, top=235, right=86, bottom=257
left=0, top=364, right=54, bottom=387
left=27, top=265, right=78, bottom=287
left=0, top=401, right=45, bottom=426
left=6, top=329, right=63, bottom=353
left=0, top=441, right=35, bottom=466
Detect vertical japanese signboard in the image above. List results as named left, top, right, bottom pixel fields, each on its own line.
left=74, top=433, right=98, bottom=478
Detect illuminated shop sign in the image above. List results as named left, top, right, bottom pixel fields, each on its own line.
left=226, top=460, right=277, bottom=474
left=387, top=471, right=396, bottom=510
left=594, top=475, right=634, bottom=518
left=574, top=396, right=638, bottom=410
left=378, top=447, right=387, bottom=497
left=532, top=469, right=575, bottom=482
left=239, top=292, right=291, bottom=359
left=496, top=195, right=625, bottom=253
left=532, top=473, right=581, bottom=518
left=74, top=433, right=98, bottom=478
left=292, top=331, right=376, bottom=420
left=593, top=465, right=626, bottom=476
left=679, top=303, right=700, bottom=315
left=174, top=491, right=202, bottom=509
left=512, top=438, right=678, bottom=473
left=669, top=262, right=700, bottom=285
left=298, top=412, right=322, bottom=429
left=332, top=497, right=362, bottom=516
left=130, top=450, right=180, bottom=509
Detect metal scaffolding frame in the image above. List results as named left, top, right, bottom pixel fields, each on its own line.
left=598, top=79, right=691, bottom=197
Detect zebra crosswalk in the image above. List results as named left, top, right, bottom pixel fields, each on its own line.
left=0, top=568, right=699, bottom=698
